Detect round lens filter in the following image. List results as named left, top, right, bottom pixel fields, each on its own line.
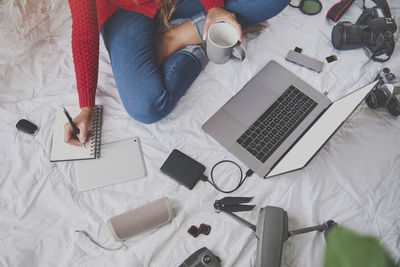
left=300, top=0, right=322, bottom=15
left=188, top=225, right=200, bottom=237
left=199, top=224, right=211, bottom=235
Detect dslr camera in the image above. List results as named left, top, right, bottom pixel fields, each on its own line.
left=332, top=6, right=397, bottom=62
left=365, top=68, right=400, bottom=116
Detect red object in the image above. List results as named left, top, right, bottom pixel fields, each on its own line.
left=68, top=0, right=225, bottom=108
left=199, top=223, right=211, bottom=235
left=188, top=223, right=212, bottom=237
left=188, top=225, right=200, bottom=237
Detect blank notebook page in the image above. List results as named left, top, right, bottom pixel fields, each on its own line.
left=75, top=138, right=147, bottom=191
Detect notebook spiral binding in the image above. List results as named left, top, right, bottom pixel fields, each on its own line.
left=89, top=105, right=103, bottom=158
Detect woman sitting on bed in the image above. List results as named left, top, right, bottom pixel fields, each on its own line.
left=65, top=0, right=290, bottom=146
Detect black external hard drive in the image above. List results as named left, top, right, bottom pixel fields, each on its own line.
left=160, top=149, right=206, bottom=190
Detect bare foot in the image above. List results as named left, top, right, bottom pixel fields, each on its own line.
left=156, top=20, right=203, bottom=65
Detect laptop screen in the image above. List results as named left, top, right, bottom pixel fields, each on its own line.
left=267, top=81, right=378, bottom=177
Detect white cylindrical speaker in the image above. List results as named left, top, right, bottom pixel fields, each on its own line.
left=107, top=197, right=173, bottom=241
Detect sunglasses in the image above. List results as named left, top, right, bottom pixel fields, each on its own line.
left=290, top=0, right=322, bottom=15
left=188, top=224, right=211, bottom=238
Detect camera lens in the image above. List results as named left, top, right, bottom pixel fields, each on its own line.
left=387, top=96, right=400, bottom=116
left=365, top=91, right=379, bottom=108
left=332, top=22, right=370, bottom=50
left=202, top=255, right=213, bottom=264
left=365, top=90, right=385, bottom=108
left=332, top=24, right=345, bottom=49
left=365, top=87, right=391, bottom=109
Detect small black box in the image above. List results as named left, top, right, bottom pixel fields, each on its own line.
left=160, top=149, right=205, bottom=190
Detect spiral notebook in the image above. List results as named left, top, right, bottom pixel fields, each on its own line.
left=75, top=138, right=147, bottom=191
left=50, top=105, right=103, bottom=162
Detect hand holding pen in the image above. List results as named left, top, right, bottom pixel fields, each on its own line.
left=63, top=106, right=93, bottom=147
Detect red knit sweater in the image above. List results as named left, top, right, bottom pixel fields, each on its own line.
left=68, top=0, right=225, bottom=108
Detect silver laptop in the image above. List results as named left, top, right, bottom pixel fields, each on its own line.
left=202, top=60, right=376, bottom=178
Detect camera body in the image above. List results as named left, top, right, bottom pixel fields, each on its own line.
left=365, top=68, right=400, bottom=116
left=179, top=247, right=221, bottom=267
left=331, top=6, right=397, bottom=62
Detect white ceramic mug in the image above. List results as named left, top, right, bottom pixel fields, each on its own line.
left=206, top=22, right=246, bottom=64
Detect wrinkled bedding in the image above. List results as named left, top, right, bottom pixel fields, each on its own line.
left=1, top=0, right=399, bottom=266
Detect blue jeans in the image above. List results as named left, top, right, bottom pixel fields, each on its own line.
left=101, top=0, right=290, bottom=124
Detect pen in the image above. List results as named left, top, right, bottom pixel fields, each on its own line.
left=63, top=107, right=86, bottom=148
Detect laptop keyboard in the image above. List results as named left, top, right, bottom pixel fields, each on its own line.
left=237, top=85, right=317, bottom=163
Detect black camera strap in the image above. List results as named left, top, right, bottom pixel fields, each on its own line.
left=327, top=0, right=392, bottom=22
left=370, top=0, right=392, bottom=18
left=371, top=36, right=395, bottom=63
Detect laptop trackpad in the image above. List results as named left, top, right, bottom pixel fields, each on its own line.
left=224, top=77, right=280, bottom=124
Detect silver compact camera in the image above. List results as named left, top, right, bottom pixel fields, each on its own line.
left=365, top=67, right=400, bottom=116
left=179, top=247, right=221, bottom=267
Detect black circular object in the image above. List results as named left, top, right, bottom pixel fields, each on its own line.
left=387, top=96, right=400, bottom=116
left=300, top=0, right=322, bottom=15
left=365, top=88, right=391, bottom=109
left=188, top=225, right=200, bottom=237
left=210, top=160, right=244, bottom=193
left=365, top=91, right=379, bottom=109
left=202, top=255, right=213, bottom=264
left=332, top=23, right=345, bottom=49
left=332, top=22, right=367, bottom=50
left=199, top=224, right=211, bottom=235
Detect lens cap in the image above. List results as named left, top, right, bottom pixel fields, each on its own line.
left=300, top=0, right=322, bottom=15
left=289, top=0, right=302, bottom=8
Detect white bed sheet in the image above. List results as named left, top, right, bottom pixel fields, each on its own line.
left=1, top=0, right=399, bottom=266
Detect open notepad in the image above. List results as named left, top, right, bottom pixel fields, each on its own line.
left=50, top=105, right=103, bottom=162
left=75, top=138, right=147, bottom=191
